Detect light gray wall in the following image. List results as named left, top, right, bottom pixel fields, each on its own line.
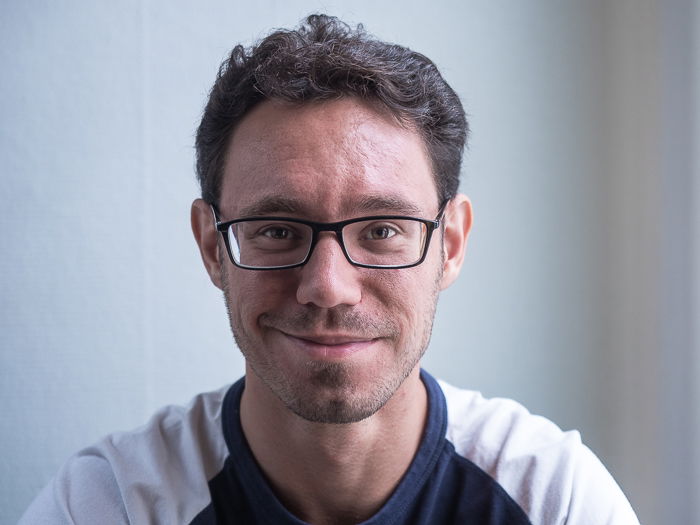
left=1, top=1, right=697, bottom=524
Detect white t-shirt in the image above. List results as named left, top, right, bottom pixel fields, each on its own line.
left=20, top=370, right=640, bottom=524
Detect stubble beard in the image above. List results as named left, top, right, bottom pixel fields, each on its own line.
left=220, top=260, right=442, bottom=424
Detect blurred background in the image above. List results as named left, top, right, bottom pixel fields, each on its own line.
left=1, top=1, right=698, bottom=523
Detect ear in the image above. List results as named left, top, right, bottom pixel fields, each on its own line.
left=439, top=194, right=472, bottom=290
left=191, top=198, right=224, bottom=290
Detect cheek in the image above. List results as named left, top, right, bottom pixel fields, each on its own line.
left=226, top=270, right=296, bottom=325
left=370, top=266, right=438, bottom=321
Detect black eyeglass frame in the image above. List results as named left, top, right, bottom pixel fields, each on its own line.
left=211, top=200, right=449, bottom=271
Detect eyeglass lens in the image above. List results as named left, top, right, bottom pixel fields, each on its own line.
left=228, top=218, right=429, bottom=268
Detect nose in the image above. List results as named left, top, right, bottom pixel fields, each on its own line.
left=295, top=233, right=362, bottom=308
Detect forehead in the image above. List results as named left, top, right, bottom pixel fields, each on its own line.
left=220, top=98, right=438, bottom=219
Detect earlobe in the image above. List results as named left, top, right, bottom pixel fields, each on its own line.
left=439, top=194, right=472, bottom=290
left=191, top=198, right=224, bottom=290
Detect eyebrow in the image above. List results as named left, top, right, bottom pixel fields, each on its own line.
left=238, top=197, right=303, bottom=217
left=237, top=194, right=425, bottom=219
left=353, top=195, right=424, bottom=216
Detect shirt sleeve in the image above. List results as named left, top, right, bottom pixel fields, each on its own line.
left=563, top=444, right=640, bottom=525
left=439, top=380, right=641, bottom=525
left=18, top=453, right=129, bottom=525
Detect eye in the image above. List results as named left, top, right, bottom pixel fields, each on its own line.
left=364, top=224, right=399, bottom=240
left=245, top=222, right=305, bottom=244
left=261, top=226, right=294, bottom=240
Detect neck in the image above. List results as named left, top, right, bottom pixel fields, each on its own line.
left=240, top=365, right=428, bottom=525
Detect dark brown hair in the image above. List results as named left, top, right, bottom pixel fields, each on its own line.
left=195, top=14, right=468, bottom=206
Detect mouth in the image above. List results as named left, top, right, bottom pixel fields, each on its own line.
left=277, top=330, right=380, bottom=359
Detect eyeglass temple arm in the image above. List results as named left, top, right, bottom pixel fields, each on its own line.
left=209, top=203, right=222, bottom=226
left=437, top=199, right=450, bottom=221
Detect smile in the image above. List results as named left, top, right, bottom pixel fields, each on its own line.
left=278, top=330, right=379, bottom=359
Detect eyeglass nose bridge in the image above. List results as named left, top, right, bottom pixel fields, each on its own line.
left=303, top=222, right=354, bottom=268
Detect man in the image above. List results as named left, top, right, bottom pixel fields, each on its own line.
left=21, top=14, right=639, bottom=524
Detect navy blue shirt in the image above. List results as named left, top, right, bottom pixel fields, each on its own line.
left=191, top=371, right=531, bottom=524
left=21, top=368, right=640, bottom=523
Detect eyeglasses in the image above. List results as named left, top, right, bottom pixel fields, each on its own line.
left=212, top=201, right=447, bottom=270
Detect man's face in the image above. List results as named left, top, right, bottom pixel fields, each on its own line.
left=212, top=98, right=453, bottom=423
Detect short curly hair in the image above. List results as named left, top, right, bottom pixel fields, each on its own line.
left=195, top=14, right=468, bottom=206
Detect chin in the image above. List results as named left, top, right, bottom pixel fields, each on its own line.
left=264, top=358, right=411, bottom=424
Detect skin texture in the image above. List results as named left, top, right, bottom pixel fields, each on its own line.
left=192, top=98, right=472, bottom=524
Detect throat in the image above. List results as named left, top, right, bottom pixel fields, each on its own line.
left=239, top=367, right=429, bottom=523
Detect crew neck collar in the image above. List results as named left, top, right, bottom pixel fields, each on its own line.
left=221, top=369, right=447, bottom=524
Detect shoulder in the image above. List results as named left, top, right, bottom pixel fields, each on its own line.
left=19, top=453, right=128, bottom=525
left=19, top=385, right=232, bottom=525
left=436, top=379, right=640, bottom=525
left=103, top=383, right=231, bottom=482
